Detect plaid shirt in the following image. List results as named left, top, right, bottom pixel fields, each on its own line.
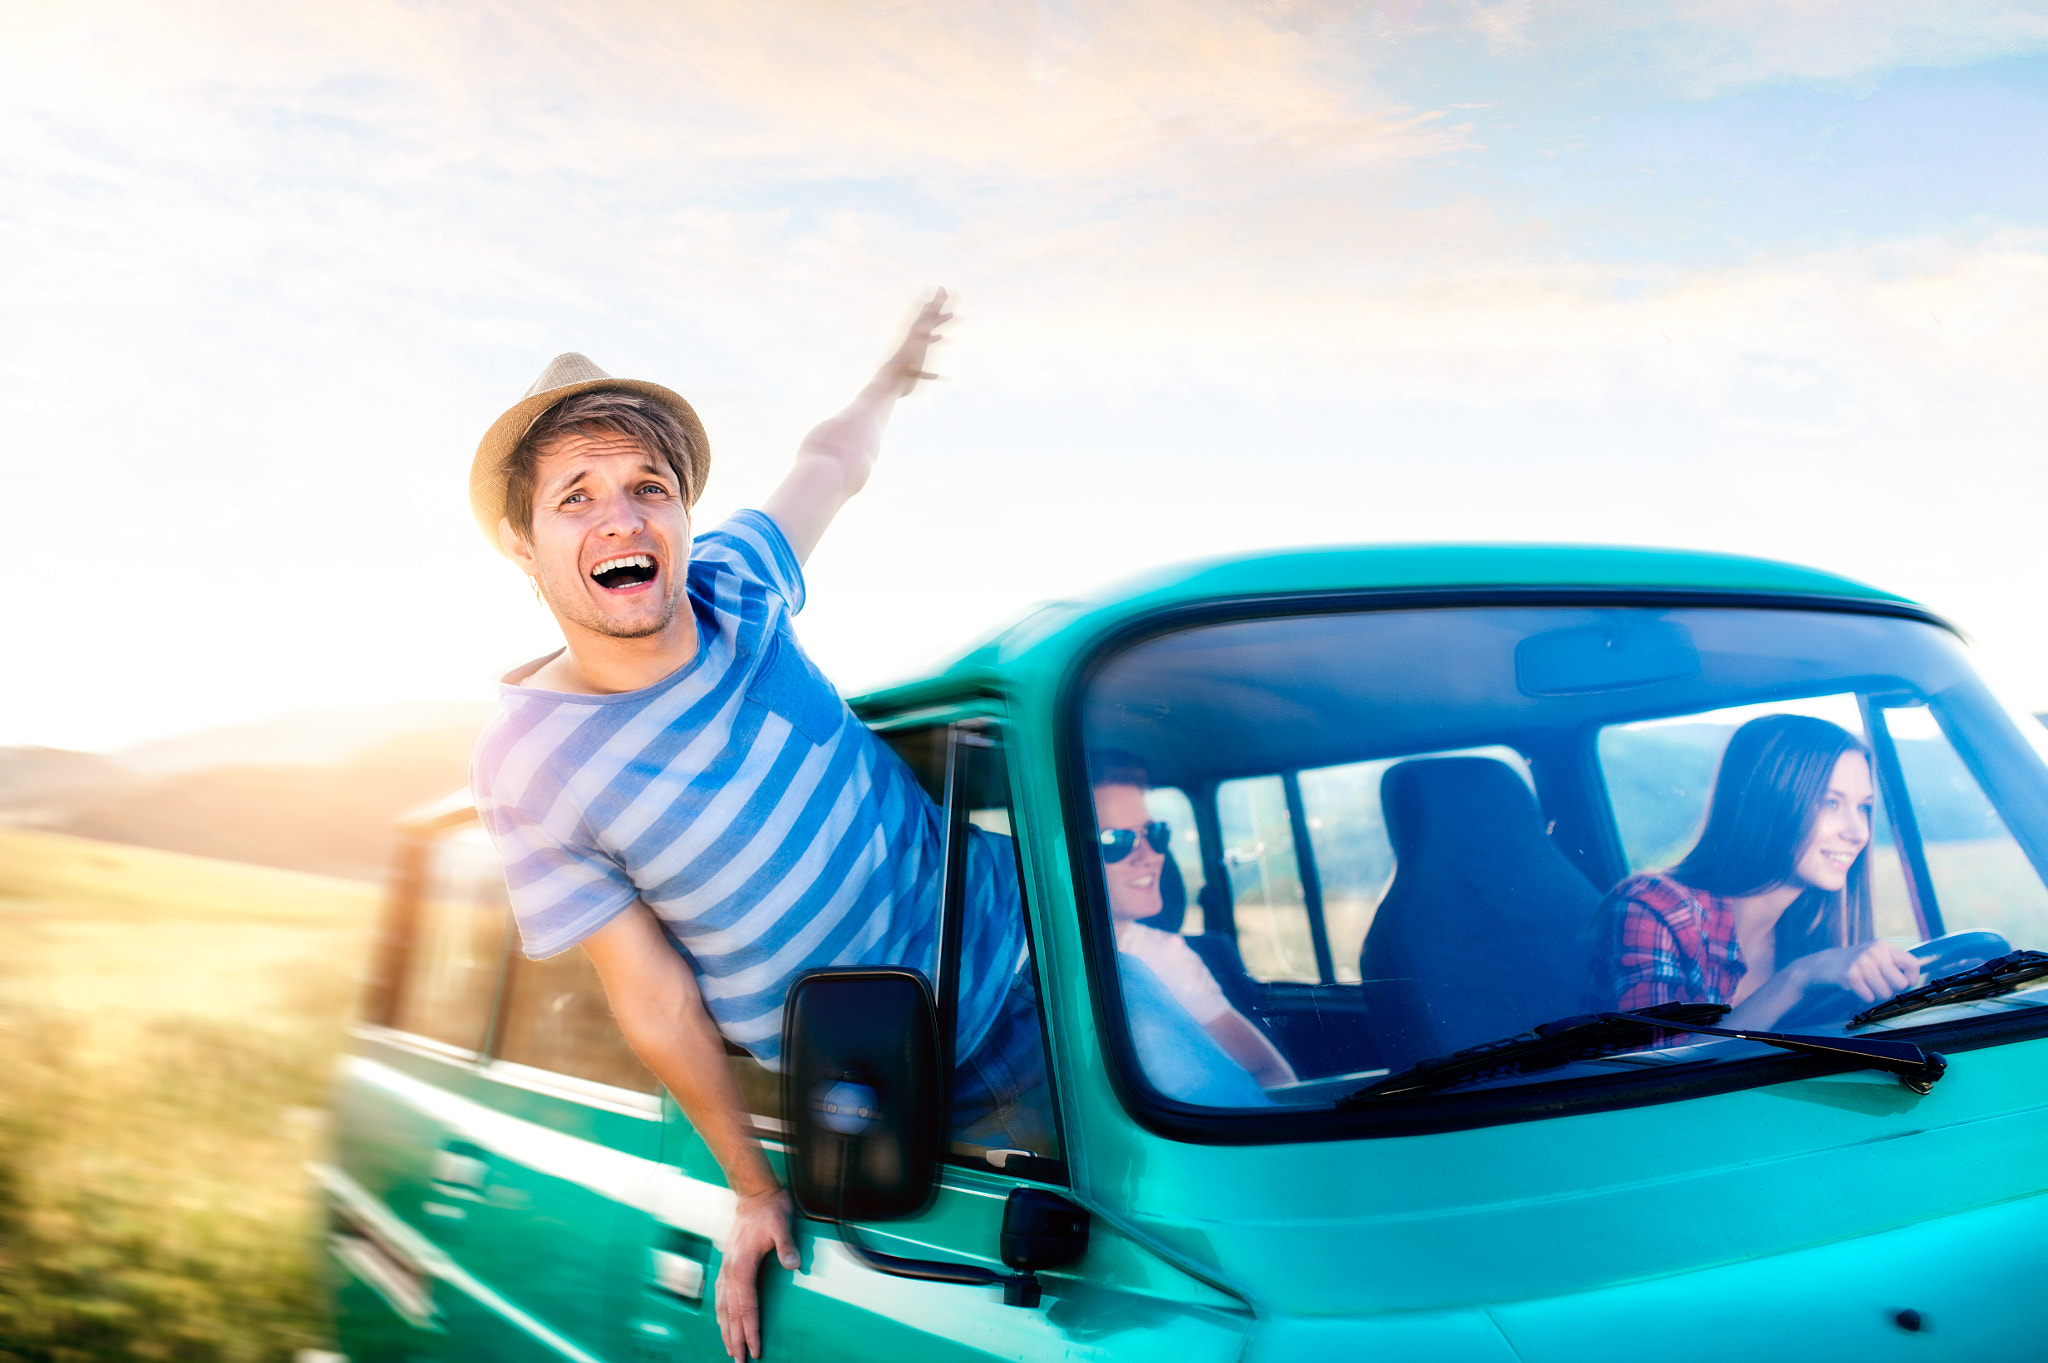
left=1602, top=873, right=1747, bottom=1011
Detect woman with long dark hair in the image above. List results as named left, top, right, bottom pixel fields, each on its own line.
left=1599, top=713, right=1923, bottom=1029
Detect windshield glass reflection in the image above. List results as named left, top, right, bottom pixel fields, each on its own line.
left=1081, top=606, right=2048, bottom=1110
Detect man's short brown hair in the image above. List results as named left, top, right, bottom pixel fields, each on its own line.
left=500, top=390, right=701, bottom=541
left=1089, top=749, right=1151, bottom=790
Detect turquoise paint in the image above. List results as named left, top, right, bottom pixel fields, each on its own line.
left=849, top=543, right=1922, bottom=716
left=328, top=543, right=2048, bottom=1360
left=1488, top=1187, right=2048, bottom=1362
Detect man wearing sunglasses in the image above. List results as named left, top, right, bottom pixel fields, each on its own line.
left=1092, top=760, right=1295, bottom=1089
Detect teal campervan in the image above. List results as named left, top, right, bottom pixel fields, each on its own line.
left=318, top=545, right=2048, bottom=1361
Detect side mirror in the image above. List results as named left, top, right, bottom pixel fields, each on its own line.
left=781, top=968, right=943, bottom=1222
left=783, top=968, right=1089, bottom=1309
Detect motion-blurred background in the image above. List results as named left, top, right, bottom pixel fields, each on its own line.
left=6, top=2, right=2048, bottom=1358
left=2, top=704, right=488, bottom=882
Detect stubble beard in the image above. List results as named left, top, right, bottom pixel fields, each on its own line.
left=538, top=564, right=690, bottom=641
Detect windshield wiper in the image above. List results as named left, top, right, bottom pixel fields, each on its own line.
left=1850, top=950, right=2048, bottom=1030
left=1340, top=1002, right=1947, bottom=1107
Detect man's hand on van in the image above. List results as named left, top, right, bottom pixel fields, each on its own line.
left=720, top=1186, right=799, bottom=1360
left=583, top=905, right=800, bottom=1358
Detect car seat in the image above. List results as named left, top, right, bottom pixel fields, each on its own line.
left=1359, top=757, right=1603, bottom=1067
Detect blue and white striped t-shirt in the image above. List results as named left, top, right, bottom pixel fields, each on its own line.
left=472, top=510, right=1024, bottom=1069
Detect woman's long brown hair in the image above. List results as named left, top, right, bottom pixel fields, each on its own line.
left=1671, top=713, right=1875, bottom=957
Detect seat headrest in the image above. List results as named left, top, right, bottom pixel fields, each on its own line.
left=1381, top=757, right=1545, bottom=863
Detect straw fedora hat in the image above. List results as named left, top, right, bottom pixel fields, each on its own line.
left=469, top=352, right=710, bottom=551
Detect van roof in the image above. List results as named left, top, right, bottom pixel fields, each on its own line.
left=846, top=542, right=1926, bottom=716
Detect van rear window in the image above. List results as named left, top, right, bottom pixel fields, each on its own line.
left=391, top=826, right=509, bottom=1053
left=495, top=944, right=659, bottom=1094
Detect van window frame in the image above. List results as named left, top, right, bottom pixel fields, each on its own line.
left=1061, top=586, right=2048, bottom=1144
left=871, top=708, right=1072, bottom=1185
left=1862, top=698, right=1945, bottom=938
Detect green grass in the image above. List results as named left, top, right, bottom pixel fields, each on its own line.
left=0, top=828, right=380, bottom=1362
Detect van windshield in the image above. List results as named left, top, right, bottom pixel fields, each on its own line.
left=1079, top=604, right=2048, bottom=1116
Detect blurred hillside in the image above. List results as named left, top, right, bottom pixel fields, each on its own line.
left=0, top=703, right=494, bottom=881
left=112, top=701, right=500, bottom=775
left=0, top=745, right=128, bottom=816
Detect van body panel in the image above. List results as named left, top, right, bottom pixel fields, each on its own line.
left=776, top=1237, right=1251, bottom=1362
left=334, top=1038, right=664, bottom=1360
left=1488, top=1185, right=2048, bottom=1362
left=640, top=1084, right=1252, bottom=1362
left=1240, top=1309, right=1523, bottom=1363
left=315, top=1157, right=611, bottom=1362
left=315, top=1160, right=447, bottom=1357
left=1049, top=1042, right=2048, bottom=1314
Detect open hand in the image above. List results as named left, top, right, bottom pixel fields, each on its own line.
left=766, top=289, right=954, bottom=563
left=782, top=290, right=951, bottom=512
left=875, top=287, right=952, bottom=397
left=717, top=1186, right=799, bottom=1361
left=803, top=288, right=952, bottom=458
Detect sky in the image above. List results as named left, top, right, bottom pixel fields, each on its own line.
left=5, top=0, right=2048, bottom=752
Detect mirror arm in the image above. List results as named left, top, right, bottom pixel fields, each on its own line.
left=832, top=1219, right=1044, bottom=1307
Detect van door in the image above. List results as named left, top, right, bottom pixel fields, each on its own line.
left=629, top=1047, right=786, bottom=1361
left=784, top=722, right=1073, bottom=1359
left=461, top=939, right=669, bottom=1363
left=635, top=721, right=1074, bottom=1361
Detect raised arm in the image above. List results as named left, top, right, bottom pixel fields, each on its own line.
left=760, top=289, right=951, bottom=564
left=582, top=902, right=794, bottom=1362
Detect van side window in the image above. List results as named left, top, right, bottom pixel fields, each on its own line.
left=1217, top=775, right=1317, bottom=982
left=391, top=825, right=510, bottom=1053
left=1213, top=749, right=1539, bottom=985
left=950, top=731, right=1063, bottom=1176
left=881, top=723, right=947, bottom=801
left=1868, top=702, right=2048, bottom=941
left=879, top=721, right=1063, bottom=1175
left=495, top=944, right=660, bottom=1095
left=725, top=1047, right=784, bottom=1134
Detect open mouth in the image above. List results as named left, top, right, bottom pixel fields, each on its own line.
left=591, top=554, right=657, bottom=590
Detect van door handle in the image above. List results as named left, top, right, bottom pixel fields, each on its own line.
left=430, top=1146, right=490, bottom=1200
left=648, top=1247, right=706, bottom=1302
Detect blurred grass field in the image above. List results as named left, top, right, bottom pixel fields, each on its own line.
left=0, top=827, right=379, bottom=1362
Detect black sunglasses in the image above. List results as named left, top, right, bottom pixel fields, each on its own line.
left=1098, top=821, right=1172, bottom=863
